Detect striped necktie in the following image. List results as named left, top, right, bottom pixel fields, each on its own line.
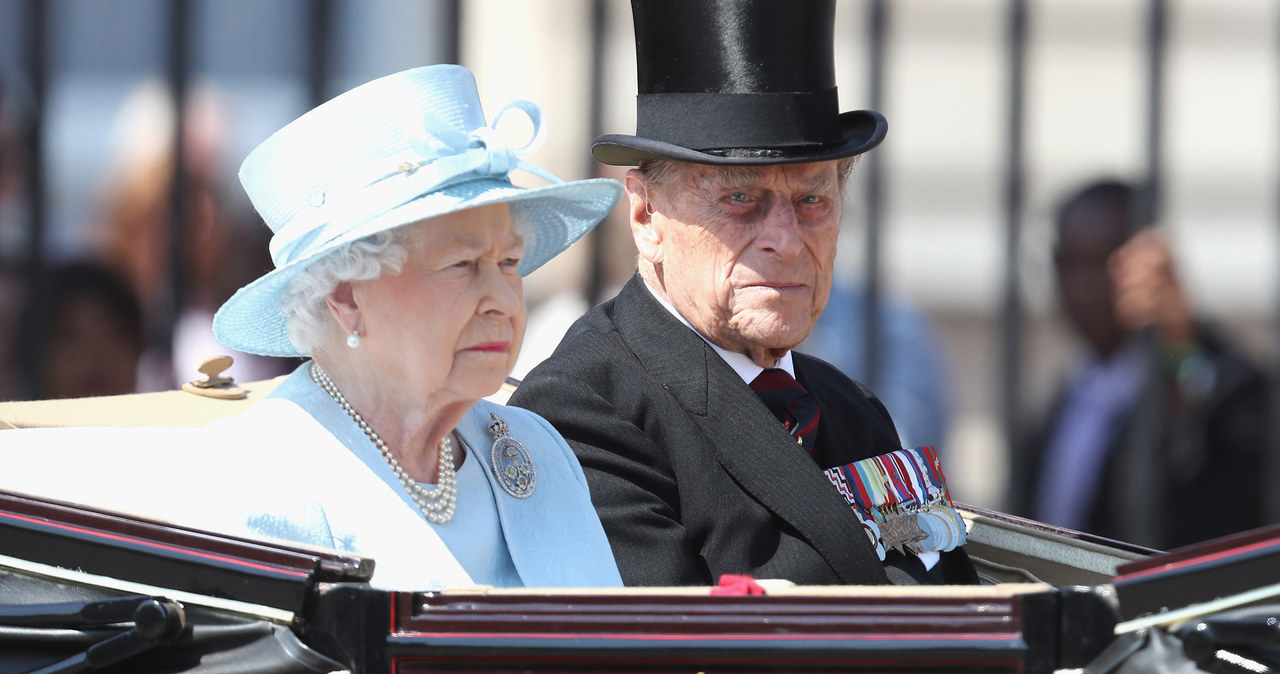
left=750, top=368, right=821, bottom=454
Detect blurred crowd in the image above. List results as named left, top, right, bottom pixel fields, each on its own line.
left=0, top=71, right=1271, bottom=552
left=0, top=78, right=293, bottom=402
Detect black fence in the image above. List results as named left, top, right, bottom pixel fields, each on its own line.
left=3, top=0, right=1279, bottom=525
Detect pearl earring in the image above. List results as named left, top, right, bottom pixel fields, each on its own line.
left=346, top=329, right=361, bottom=349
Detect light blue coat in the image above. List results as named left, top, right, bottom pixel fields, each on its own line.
left=0, top=366, right=621, bottom=591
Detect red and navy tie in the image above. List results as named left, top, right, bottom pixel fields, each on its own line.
left=750, top=368, right=821, bottom=454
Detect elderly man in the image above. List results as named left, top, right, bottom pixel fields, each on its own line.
left=511, top=0, right=976, bottom=586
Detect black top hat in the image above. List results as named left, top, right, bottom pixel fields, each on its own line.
left=593, top=0, right=888, bottom=167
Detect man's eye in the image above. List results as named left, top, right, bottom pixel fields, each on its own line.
left=800, top=195, right=822, bottom=204
left=728, top=192, right=750, bottom=203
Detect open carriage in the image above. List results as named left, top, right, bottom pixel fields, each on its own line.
left=1, top=376, right=1277, bottom=673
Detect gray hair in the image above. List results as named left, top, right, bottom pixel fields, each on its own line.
left=638, top=156, right=860, bottom=195
left=280, top=229, right=409, bottom=353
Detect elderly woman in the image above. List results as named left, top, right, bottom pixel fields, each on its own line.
left=0, top=65, right=623, bottom=590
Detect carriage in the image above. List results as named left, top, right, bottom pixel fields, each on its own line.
left=1, top=373, right=1276, bottom=673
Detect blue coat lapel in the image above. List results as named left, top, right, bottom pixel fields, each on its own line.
left=457, top=401, right=622, bottom=588
left=269, top=366, right=620, bottom=589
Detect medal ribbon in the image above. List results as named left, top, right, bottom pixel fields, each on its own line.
left=823, top=446, right=967, bottom=560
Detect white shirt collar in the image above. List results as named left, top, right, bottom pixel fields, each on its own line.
left=640, top=277, right=796, bottom=384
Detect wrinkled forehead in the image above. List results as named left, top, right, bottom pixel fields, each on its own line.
left=684, top=161, right=842, bottom=192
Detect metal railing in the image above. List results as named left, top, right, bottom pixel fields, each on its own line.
left=7, top=0, right=1280, bottom=526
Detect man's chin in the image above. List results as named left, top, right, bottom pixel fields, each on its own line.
left=734, top=311, right=814, bottom=346
left=736, top=330, right=810, bottom=357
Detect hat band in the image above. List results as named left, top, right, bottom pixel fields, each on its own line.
left=635, top=89, right=843, bottom=151
left=268, top=99, right=559, bottom=268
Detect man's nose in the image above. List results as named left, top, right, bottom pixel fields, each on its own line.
left=757, top=200, right=803, bottom=256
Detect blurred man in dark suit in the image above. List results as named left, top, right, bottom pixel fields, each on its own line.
left=1015, top=179, right=1269, bottom=549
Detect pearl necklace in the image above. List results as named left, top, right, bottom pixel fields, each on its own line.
left=310, top=362, right=457, bottom=524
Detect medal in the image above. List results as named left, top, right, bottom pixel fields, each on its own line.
left=488, top=412, right=536, bottom=498
left=877, top=504, right=927, bottom=555
left=911, top=504, right=946, bottom=554
left=824, top=446, right=966, bottom=557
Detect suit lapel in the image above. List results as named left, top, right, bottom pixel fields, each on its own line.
left=612, top=277, right=888, bottom=584
left=611, top=278, right=710, bottom=416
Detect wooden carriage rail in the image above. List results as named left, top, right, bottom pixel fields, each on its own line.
left=297, top=583, right=1121, bottom=674
left=1118, top=522, right=1280, bottom=574
left=0, top=485, right=1145, bottom=596
left=1113, top=523, right=1280, bottom=622
left=0, top=488, right=372, bottom=618
left=0, top=484, right=1149, bottom=607
left=0, top=486, right=1140, bottom=673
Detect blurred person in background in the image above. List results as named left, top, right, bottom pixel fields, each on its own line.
left=0, top=265, right=17, bottom=401
left=16, top=261, right=144, bottom=399
left=0, top=72, right=30, bottom=400
left=1013, top=178, right=1269, bottom=549
left=92, top=82, right=287, bottom=390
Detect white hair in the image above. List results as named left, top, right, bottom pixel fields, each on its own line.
left=638, top=156, right=860, bottom=195
left=280, top=229, right=409, bottom=353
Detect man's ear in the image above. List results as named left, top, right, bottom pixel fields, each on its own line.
left=626, top=169, right=662, bottom=265
left=325, top=281, right=362, bottom=336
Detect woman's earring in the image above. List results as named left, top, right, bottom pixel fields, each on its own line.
left=346, top=329, right=361, bottom=349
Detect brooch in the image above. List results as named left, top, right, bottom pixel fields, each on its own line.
left=489, top=412, right=536, bottom=498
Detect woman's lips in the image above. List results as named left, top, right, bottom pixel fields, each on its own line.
left=465, top=341, right=509, bottom=353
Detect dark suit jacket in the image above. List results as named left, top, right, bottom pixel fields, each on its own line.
left=1013, top=328, right=1269, bottom=550
left=510, top=276, right=977, bottom=586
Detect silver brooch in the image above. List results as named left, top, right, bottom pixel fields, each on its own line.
left=489, top=412, right=536, bottom=498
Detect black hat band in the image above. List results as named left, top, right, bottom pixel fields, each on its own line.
left=635, top=89, right=843, bottom=152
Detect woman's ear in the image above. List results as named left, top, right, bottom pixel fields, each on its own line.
left=626, top=169, right=663, bottom=265
left=324, top=281, right=361, bottom=336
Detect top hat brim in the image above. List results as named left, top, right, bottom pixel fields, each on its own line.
left=591, top=109, right=887, bottom=167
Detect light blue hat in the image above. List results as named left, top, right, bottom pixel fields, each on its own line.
left=213, top=64, right=622, bottom=357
